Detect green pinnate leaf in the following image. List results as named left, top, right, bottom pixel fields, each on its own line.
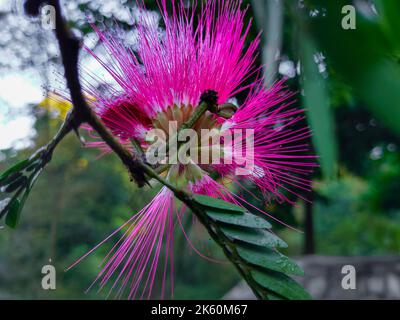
left=237, top=245, right=304, bottom=276
left=220, top=224, right=287, bottom=248
left=188, top=195, right=310, bottom=299
left=0, top=159, right=31, bottom=181
left=251, top=269, right=311, bottom=300
left=0, top=155, right=44, bottom=227
left=267, top=293, right=285, bottom=300
left=4, top=188, right=30, bottom=228
left=1, top=176, right=28, bottom=193
left=0, top=172, right=23, bottom=187
left=5, top=198, right=21, bottom=229
left=194, top=195, right=245, bottom=213
left=206, top=210, right=272, bottom=229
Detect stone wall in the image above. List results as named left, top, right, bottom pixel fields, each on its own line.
left=223, top=255, right=400, bottom=300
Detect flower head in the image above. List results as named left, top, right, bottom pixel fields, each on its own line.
left=69, top=0, right=316, bottom=299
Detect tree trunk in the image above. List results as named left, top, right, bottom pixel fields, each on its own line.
left=303, top=197, right=315, bottom=254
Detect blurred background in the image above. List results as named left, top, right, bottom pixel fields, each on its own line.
left=1, top=0, right=400, bottom=299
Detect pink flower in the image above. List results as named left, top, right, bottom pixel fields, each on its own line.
left=68, top=0, right=316, bottom=299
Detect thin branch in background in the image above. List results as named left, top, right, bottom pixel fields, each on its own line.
left=251, top=0, right=284, bottom=87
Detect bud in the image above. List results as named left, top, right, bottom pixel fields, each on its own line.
left=217, top=103, right=238, bottom=119
left=200, top=90, right=218, bottom=112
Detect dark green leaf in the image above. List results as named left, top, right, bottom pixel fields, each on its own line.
left=0, top=172, right=23, bottom=187
left=2, top=176, right=28, bottom=193
left=267, top=293, right=285, bottom=300
left=206, top=210, right=272, bottom=229
left=220, top=225, right=287, bottom=248
left=0, top=159, right=31, bottom=181
left=251, top=269, right=311, bottom=300
left=191, top=196, right=310, bottom=299
left=5, top=198, right=21, bottom=229
left=26, top=160, right=41, bottom=172
left=237, top=245, right=304, bottom=276
left=194, top=195, right=245, bottom=213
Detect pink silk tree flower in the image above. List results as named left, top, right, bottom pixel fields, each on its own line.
left=67, top=0, right=317, bottom=299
